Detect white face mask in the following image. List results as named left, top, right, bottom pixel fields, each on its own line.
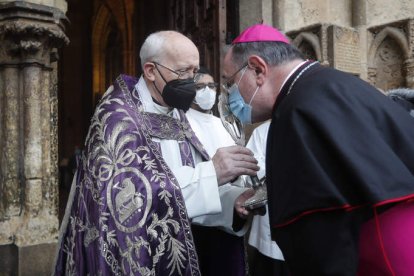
left=194, top=87, right=216, bottom=110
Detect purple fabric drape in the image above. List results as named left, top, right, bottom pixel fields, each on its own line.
left=54, top=75, right=211, bottom=275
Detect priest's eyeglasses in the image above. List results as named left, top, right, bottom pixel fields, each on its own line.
left=153, top=61, right=200, bottom=80
left=223, top=63, right=248, bottom=90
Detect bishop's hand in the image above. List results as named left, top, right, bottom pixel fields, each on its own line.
left=234, top=189, right=266, bottom=220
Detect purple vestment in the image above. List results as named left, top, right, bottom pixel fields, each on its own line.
left=54, top=75, right=210, bottom=275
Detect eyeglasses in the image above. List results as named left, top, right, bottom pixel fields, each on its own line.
left=223, top=63, right=248, bottom=90
left=153, top=61, right=199, bottom=80
left=195, top=82, right=218, bottom=90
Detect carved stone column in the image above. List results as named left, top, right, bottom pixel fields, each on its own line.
left=406, top=19, right=414, bottom=89
left=405, top=58, right=414, bottom=89
left=0, top=1, right=68, bottom=275
left=367, top=67, right=377, bottom=87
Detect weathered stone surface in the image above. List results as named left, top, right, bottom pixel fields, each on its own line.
left=239, top=0, right=265, bottom=32
left=367, top=18, right=414, bottom=90
left=0, top=243, right=17, bottom=276
left=274, top=0, right=352, bottom=31
left=328, top=25, right=361, bottom=75
left=0, top=0, right=66, bottom=13
left=0, top=242, right=57, bottom=275
left=361, top=0, right=414, bottom=27
left=288, top=24, right=330, bottom=66
left=240, top=0, right=414, bottom=87
left=1, top=67, right=21, bottom=219
left=0, top=2, right=67, bottom=274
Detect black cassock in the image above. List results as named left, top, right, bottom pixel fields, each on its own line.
left=267, top=62, right=414, bottom=275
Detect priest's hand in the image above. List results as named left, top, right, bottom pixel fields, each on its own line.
left=212, top=145, right=259, bottom=186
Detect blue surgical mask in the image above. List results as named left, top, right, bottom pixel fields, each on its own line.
left=228, top=67, right=259, bottom=124
left=229, top=87, right=252, bottom=124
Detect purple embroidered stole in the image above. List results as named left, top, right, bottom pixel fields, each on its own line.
left=54, top=75, right=209, bottom=276
left=143, top=110, right=210, bottom=167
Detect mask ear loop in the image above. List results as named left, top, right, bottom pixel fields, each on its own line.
left=236, top=66, right=248, bottom=87
left=153, top=63, right=168, bottom=96
left=193, top=86, right=208, bottom=104
left=153, top=63, right=168, bottom=83
left=152, top=82, right=163, bottom=96
left=248, top=86, right=260, bottom=106
left=236, top=65, right=259, bottom=106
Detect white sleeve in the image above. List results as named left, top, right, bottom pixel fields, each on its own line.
left=159, top=138, right=222, bottom=219
left=246, top=121, right=285, bottom=259
left=246, top=122, right=269, bottom=179
left=192, top=184, right=250, bottom=236
left=172, top=160, right=222, bottom=218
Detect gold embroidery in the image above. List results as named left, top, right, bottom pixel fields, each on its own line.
left=114, top=177, right=144, bottom=223
left=107, top=167, right=152, bottom=233
left=60, top=77, right=198, bottom=275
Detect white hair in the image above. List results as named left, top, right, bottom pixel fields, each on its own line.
left=387, top=88, right=414, bottom=100
left=139, top=31, right=167, bottom=69
left=387, top=87, right=414, bottom=117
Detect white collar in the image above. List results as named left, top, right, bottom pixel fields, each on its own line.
left=187, top=108, right=214, bottom=121
left=134, top=76, right=174, bottom=115
left=278, top=60, right=308, bottom=94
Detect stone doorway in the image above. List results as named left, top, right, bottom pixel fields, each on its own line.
left=58, top=0, right=233, bottom=221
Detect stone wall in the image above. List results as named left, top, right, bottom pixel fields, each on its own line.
left=354, top=0, right=414, bottom=27
left=0, top=1, right=67, bottom=275
left=239, top=0, right=414, bottom=90
left=276, top=0, right=353, bottom=31
left=0, top=0, right=66, bottom=12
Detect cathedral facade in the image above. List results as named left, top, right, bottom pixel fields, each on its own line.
left=0, top=0, right=413, bottom=274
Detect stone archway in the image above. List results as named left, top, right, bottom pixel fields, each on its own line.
left=287, top=24, right=331, bottom=67
left=368, top=26, right=410, bottom=91
left=292, top=32, right=321, bottom=62
left=92, top=0, right=135, bottom=104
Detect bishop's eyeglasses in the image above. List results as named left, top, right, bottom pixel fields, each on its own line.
left=222, top=63, right=248, bottom=90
